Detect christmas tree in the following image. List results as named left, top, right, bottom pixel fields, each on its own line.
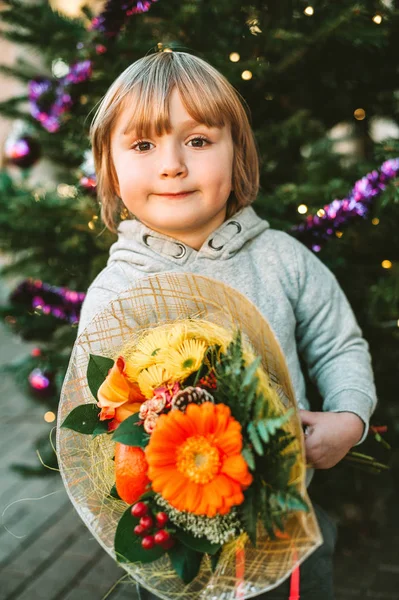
left=0, top=0, right=396, bottom=521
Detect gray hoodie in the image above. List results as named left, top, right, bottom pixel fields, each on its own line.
left=78, top=206, right=376, bottom=445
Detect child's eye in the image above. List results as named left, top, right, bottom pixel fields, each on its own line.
left=187, top=136, right=210, bottom=148
left=131, top=140, right=154, bottom=152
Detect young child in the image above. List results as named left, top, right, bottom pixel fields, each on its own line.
left=78, top=51, right=376, bottom=599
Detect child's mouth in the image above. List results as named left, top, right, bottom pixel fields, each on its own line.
left=155, top=191, right=194, bottom=199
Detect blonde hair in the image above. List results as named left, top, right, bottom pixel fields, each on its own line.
left=90, top=51, right=259, bottom=233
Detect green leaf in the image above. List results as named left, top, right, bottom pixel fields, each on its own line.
left=112, top=413, right=149, bottom=447
left=174, top=528, right=221, bottom=555
left=247, top=422, right=264, bottom=455
left=168, top=543, right=203, bottom=584
left=92, top=419, right=109, bottom=438
left=87, top=354, right=114, bottom=401
left=61, top=404, right=100, bottom=434
left=109, top=484, right=120, bottom=499
left=260, top=486, right=276, bottom=539
left=210, top=548, right=222, bottom=572
left=242, top=446, right=255, bottom=471
left=256, top=409, right=294, bottom=444
left=272, top=490, right=309, bottom=513
left=257, top=420, right=271, bottom=444
left=115, top=506, right=165, bottom=564
left=241, top=356, right=261, bottom=389
left=140, top=489, right=156, bottom=502
left=241, top=486, right=258, bottom=546
left=244, top=379, right=259, bottom=414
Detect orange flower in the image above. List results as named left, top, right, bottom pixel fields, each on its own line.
left=97, top=356, right=146, bottom=422
left=145, top=402, right=253, bottom=517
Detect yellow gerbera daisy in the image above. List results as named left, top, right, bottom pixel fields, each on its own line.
left=136, top=328, right=170, bottom=357
left=137, top=364, right=172, bottom=399
left=167, top=322, right=191, bottom=349
left=164, top=338, right=207, bottom=380
left=124, top=329, right=170, bottom=379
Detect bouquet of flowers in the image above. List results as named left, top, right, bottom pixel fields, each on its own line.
left=57, top=272, right=321, bottom=599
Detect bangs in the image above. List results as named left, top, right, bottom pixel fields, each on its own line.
left=120, top=55, right=229, bottom=139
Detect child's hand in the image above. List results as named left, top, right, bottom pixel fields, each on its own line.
left=299, top=410, right=365, bottom=469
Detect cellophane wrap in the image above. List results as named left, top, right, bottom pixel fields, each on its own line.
left=57, top=272, right=322, bottom=599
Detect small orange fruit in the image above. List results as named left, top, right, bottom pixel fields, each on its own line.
left=114, top=443, right=150, bottom=504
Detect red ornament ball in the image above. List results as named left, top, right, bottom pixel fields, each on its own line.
left=5, top=136, right=41, bottom=169
left=28, top=367, right=54, bottom=398
left=79, top=175, right=97, bottom=192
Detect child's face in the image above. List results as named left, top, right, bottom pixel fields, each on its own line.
left=111, top=88, right=234, bottom=249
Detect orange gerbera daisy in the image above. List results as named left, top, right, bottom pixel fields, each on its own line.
left=97, top=356, right=146, bottom=422
left=145, top=402, right=253, bottom=517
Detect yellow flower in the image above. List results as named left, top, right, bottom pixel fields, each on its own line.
left=124, top=329, right=170, bottom=380
left=136, top=328, right=170, bottom=357
left=167, top=322, right=190, bottom=348
left=164, top=339, right=207, bottom=380
left=137, top=364, right=172, bottom=399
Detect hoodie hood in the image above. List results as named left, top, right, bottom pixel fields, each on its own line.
left=107, top=206, right=270, bottom=271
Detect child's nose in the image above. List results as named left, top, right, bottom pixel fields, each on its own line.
left=159, top=145, right=188, bottom=178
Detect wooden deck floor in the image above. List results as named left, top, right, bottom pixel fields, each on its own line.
left=0, top=315, right=141, bottom=600
left=1, top=282, right=399, bottom=600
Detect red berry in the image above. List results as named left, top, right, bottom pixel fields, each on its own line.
left=140, top=515, right=154, bottom=530
left=134, top=524, right=146, bottom=536
left=131, top=502, right=148, bottom=518
left=161, top=537, right=175, bottom=550
left=141, top=535, right=155, bottom=550
left=154, top=529, right=170, bottom=545
left=155, top=512, right=169, bottom=527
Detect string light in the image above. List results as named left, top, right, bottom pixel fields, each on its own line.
left=335, top=231, right=343, bottom=238
left=57, top=183, right=78, bottom=198
left=248, top=19, right=262, bottom=35
left=241, top=70, right=253, bottom=80
left=44, top=411, right=56, bottom=423
left=229, top=52, right=240, bottom=62
left=372, top=14, right=382, bottom=25
left=317, top=209, right=326, bottom=217
left=354, top=108, right=366, bottom=121
left=52, top=58, right=69, bottom=78
left=304, top=6, right=314, bottom=16
left=297, top=204, right=308, bottom=214
left=372, top=217, right=380, bottom=225
left=381, top=260, right=392, bottom=269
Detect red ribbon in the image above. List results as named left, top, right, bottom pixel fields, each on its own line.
left=289, top=564, right=300, bottom=600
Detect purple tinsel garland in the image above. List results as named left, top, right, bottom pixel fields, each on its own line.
left=10, top=280, right=86, bottom=325
left=90, top=0, right=157, bottom=39
left=291, top=157, right=399, bottom=251
left=28, top=61, right=92, bottom=132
